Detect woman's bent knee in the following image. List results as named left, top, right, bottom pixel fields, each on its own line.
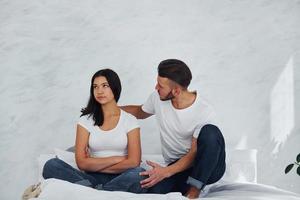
left=42, top=158, right=62, bottom=179
left=128, top=167, right=145, bottom=173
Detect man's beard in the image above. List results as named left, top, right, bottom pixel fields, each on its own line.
left=160, top=91, right=175, bottom=101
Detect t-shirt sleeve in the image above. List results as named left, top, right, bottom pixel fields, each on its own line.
left=125, top=114, right=140, bottom=133
left=77, top=115, right=91, bottom=132
left=141, top=92, right=157, bottom=115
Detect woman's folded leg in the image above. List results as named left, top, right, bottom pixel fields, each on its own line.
left=102, top=167, right=148, bottom=193
left=42, top=157, right=98, bottom=187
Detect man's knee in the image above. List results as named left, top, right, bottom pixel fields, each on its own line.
left=198, top=124, right=222, bottom=145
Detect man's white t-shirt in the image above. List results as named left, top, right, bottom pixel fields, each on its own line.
left=77, top=110, right=139, bottom=158
left=142, top=91, right=215, bottom=164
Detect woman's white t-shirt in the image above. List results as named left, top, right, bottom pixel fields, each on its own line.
left=77, top=110, right=139, bottom=158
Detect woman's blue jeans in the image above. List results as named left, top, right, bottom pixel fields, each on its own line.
left=42, top=157, right=147, bottom=193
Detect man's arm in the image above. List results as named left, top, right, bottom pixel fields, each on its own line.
left=120, top=105, right=152, bottom=119
left=140, top=138, right=197, bottom=188
left=167, top=137, right=197, bottom=175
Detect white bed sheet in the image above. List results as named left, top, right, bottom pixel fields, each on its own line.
left=33, top=179, right=185, bottom=200
left=32, top=179, right=300, bottom=200
left=205, top=182, right=300, bottom=200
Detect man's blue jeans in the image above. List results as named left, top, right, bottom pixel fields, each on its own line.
left=42, top=158, right=147, bottom=193
left=148, top=124, right=226, bottom=194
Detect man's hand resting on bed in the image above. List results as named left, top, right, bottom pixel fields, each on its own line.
left=139, top=160, right=171, bottom=188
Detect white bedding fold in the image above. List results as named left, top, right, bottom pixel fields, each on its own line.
left=33, top=179, right=187, bottom=200
left=32, top=179, right=300, bottom=200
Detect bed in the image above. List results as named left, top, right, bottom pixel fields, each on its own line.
left=30, top=178, right=300, bottom=200
left=28, top=149, right=300, bottom=200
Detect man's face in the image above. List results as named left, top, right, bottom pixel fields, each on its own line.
left=155, top=76, right=175, bottom=101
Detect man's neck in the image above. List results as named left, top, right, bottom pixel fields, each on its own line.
left=171, top=90, right=196, bottom=109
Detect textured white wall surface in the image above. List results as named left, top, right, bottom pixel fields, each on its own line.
left=0, top=0, right=300, bottom=199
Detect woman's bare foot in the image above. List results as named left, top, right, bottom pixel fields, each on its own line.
left=185, top=186, right=200, bottom=199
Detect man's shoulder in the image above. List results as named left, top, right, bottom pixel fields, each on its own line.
left=193, top=94, right=215, bottom=117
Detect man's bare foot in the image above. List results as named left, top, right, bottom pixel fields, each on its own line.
left=185, top=186, right=200, bottom=199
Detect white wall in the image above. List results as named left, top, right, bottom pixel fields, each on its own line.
left=0, top=0, right=299, bottom=199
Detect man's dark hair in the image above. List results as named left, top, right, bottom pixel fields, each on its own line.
left=158, top=59, right=192, bottom=88
left=81, top=68, right=121, bottom=126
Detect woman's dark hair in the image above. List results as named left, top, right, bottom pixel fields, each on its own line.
left=81, top=68, right=122, bottom=126
left=158, top=59, right=192, bottom=88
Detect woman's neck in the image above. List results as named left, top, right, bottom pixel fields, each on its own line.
left=101, top=101, right=120, bottom=117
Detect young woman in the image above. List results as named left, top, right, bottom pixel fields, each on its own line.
left=42, top=69, right=146, bottom=193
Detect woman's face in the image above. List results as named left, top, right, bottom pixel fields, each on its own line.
left=93, top=76, right=115, bottom=105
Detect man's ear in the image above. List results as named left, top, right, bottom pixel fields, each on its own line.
left=172, top=86, right=181, bottom=97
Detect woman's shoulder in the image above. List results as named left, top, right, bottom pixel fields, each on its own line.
left=78, top=114, right=92, bottom=121
left=120, top=110, right=140, bottom=129
left=77, top=114, right=94, bottom=130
